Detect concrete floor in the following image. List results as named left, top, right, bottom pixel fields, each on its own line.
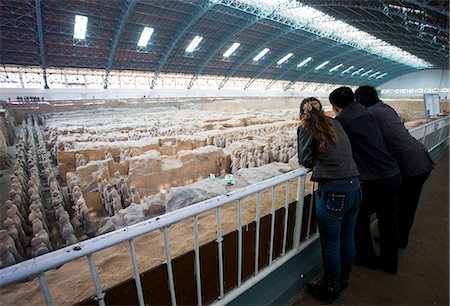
left=289, top=150, right=449, bottom=305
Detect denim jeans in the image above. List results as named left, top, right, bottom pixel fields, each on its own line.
left=315, top=176, right=361, bottom=281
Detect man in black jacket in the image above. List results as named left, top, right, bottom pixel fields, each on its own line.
left=355, top=85, right=434, bottom=248
left=329, top=86, right=401, bottom=274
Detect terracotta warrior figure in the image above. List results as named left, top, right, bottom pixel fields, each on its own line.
left=130, top=186, right=141, bottom=204
left=4, top=218, right=27, bottom=257
left=0, top=242, right=16, bottom=268
left=111, top=189, right=122, bottom=215
left=0, top=230, right=22, bottom=262
left=30, top=235, right=49, bottom=257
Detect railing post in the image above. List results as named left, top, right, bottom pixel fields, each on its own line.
left=163, top=228, right=177, bottom=306
left=129, top=239, right=145, bottom=306
left=87, top=255, right=106, bottom=306
left=194, top=215, right=203, bottom=306
left=38, top=273, right=53, bottom=306
left=293, top=175, right=306, bottom=250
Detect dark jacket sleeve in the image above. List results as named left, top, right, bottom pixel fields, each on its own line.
left=297, top=126, right=315, bottom=168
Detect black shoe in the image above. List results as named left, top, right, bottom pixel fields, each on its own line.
left=307, top=279, right=340, bottom=303
left=354, top=256, right=380, bottom=270
left=340, top=269, right=351, bottom=290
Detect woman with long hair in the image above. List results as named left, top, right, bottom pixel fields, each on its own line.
left=297, top=97, right=361, bottom=302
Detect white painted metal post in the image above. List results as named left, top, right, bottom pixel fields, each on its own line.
left=254, top=192, right=261, bottom=275
left=163, top=228, right=177, bottom=306
left=306, top=182, right=315, bottom=238
left=282, top=180, right=290, bottom=255
left=293, top=175, right=306, bottom=250
left=38, top=273, right=53, bottom=306
left=87, top=255, right=106, bottom=306
left=268, top=186, right=276, bottom=265
left=194, top=215, right=203, bottom=306
left=237, top=200, right=243, bottom=287
left=217, top=207, right=225, bottom=299
left=129, top=239, right=145, bottom=306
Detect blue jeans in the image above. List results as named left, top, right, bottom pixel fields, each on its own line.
left=315, top=177, right=361, bottom=281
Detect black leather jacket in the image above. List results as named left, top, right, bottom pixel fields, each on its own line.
left=297, top=118, right=359, bottom=181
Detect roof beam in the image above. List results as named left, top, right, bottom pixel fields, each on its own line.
left=103, top=0, right=137, bottom=89
left=34, top=0, right=49, bottom=89
left=403, top=0, right=450, bottom=17
left=150, top=0, right=214, bottom=89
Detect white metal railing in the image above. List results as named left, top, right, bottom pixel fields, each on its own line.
left=409, top=116, right=449, bottom=151
left=0, top=167, right=316, bottom=306
left=1, top=116, right=448, bottom=306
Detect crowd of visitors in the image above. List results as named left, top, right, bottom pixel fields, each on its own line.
left=297, top=86, right=434, bottom=302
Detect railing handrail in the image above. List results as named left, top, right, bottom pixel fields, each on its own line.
left=408, top=116, right=449, bottom=133
left=0, top=167, right=310, bottom=287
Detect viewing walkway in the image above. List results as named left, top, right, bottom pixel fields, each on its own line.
left=289, top=148, right=449, bottom=305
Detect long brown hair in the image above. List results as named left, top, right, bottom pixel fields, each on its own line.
left=299, top=97, right=337, bottom=152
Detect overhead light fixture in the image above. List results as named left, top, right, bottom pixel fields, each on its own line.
left=297, top=57, right=312, bottom=67
left=341, top=66, right=354, bottom=74
left=368, top=71, right=381, bottom=78
left=376, top=73, right=387, bottom=79
left=137, top=27, right=154, bottom=47
left=361, top=69, right=373, bottom=77
left=329, top=63, right=343, bottom=72
left=223, top=42, right=241, bottom=58
left=315, top=61, right=329, bottom=70
left=352, top=68, right=365, bottom=75
left=277, top=53, right=293, bottom=65
left=186, top=35, right=203, bottom=53
left=253, top=48, right=270, bottom=62
left=74, top=15, right=88, bottom=40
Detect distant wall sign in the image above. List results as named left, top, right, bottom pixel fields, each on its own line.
left=423, top=93, right=440, bottom=118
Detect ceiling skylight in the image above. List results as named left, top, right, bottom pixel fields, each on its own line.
left=329, top=63, right=343, bottom=72
left=315, top=61, right=329, bottom=70
left=376, top=73, right=388, bottom=79
left=341, top=66, right=354, bottom=74
left=73, top=15, right=88, bottom=40
left=277, top=53, right=293, bottom=65
left=368, top=71, right=381, bottom=78
left=137, top=27, right=154, bottom=47
left=186, top=35, right=203, bottom=53
left=223, top=42, right=241, bottom=58
left=361, top=69, right=373, bottom=77
left=253, top=48, right=270, bottom=62
left=232, top=0, right=433, bottom=69
left=352, top=68, right=364, bottom=75
left=297, top=57, right=312, bottom=68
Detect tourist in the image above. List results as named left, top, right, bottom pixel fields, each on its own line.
left=354, top=85, right=434, bottom=248
left=297, top=97, right=361, bottom=302
left=329, top=86, right=401, bottom=274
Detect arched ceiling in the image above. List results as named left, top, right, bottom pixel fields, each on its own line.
left=0, top=0, right=448, bottom=89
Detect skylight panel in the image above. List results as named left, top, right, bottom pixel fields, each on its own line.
left=236, top=0, right=432, bottom=69
left=352, top=68, right=364, bottom=76
left=297, top=57, right=312, bottom=68
left=329, top=63, right=343, bottom=72
left=315, top=61, right=329, bottom=70
left=277, top=53, right=293, bottom=65
left=253, top=48, right=270, bottom=62
left=361, top=69, right=373, bottom=77
left=74, top=15, right=88, bottom=40
left=341, top=66, right=354, bottom=74
left=223, top=42, right=241, bottom=58
left=368, top=71, right=381, bottom=78
left=186, top=35, right=203, bottom=53
left=376, top=73, right=387, bottom=79
left=137, top=27, right=154, bottom=47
